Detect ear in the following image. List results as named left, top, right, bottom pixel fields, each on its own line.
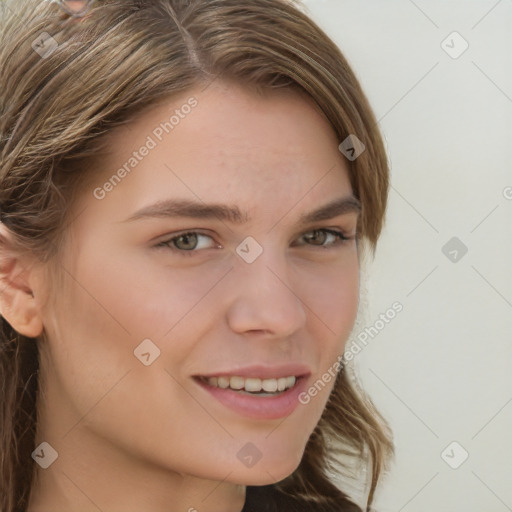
left=0, top=223, right=44, bottom=339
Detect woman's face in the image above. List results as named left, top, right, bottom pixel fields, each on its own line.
left=33, top=80, right=360, bottom=505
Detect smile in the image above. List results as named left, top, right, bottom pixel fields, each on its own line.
left=197, top=375, right=297, bottom=395
left=193, top=374, right=309, bottom=420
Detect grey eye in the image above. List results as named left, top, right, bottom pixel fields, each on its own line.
left=174, top=233, right=199, bottom=251
left=303, top=230, right=328, bottom=246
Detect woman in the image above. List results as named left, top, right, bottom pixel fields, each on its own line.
left=0, top=0, right=393, bottom=510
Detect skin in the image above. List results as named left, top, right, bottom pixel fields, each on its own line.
left=1, top=80, right=360, bottom=512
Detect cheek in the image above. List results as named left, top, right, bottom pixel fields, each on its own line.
left=295, top=251, right=359, bottom=410
left=73, top=243, right=232, bottom=341
left=40, top=270, right=196, bottom=460
left=41, top=275, right=135, bottom=421
left=299, top=251, right=360, bottom=341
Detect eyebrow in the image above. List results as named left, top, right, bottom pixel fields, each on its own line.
left=122, top=196, right=361, bottom=225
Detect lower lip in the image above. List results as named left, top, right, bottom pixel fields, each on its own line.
left=193, top=376, right=309, bottom=420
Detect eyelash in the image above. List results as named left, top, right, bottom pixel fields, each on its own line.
left=155, top=228, right=353, bottom=256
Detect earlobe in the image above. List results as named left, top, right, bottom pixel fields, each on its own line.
left=0, top=224, right=44, bottom=339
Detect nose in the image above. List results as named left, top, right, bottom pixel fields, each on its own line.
left=225, top=246, right=307, bottom=338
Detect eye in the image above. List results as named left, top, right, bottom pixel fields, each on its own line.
left=155, top=228, right=352, bottom=256
left=156, top=231, right=219, bottom=254
left=295, top=228, right=351, bottom=248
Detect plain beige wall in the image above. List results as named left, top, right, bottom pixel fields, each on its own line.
left=301, top=1, right=512, bottom=510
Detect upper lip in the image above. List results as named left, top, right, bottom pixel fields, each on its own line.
left=194, top=363, right=312, bottom=380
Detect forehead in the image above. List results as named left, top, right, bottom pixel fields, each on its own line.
left=106, top=80, right=340, bottom=161
left=72, top=80, right=352, bottom=225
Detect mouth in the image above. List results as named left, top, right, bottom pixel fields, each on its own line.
left=194, top=374, right=301, bottom=397
left=192, top=372, right=310, bottom=420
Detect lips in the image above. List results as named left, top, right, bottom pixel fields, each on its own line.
left=191, top=363, right=311, bottom=419
left=194, top=363, right=311, bottom=380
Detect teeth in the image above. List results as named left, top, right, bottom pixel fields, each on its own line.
left=277, top=377, right=287, bottom=392
left=217, top=376, right=229, bottom=389
left=245, top=377, right=262, bottom=392
left=262, top=378, right=278, bottom=392
left=230, top=376, right=244, bottom=390
left=285, top=376, right=296, bottom=388
left=203, top=375, right=297, bottom=393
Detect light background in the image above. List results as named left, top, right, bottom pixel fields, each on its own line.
left=300, top=0, right=512, bottom=511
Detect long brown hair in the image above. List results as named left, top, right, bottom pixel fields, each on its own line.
left=0, top=1, right=393, bottom=510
